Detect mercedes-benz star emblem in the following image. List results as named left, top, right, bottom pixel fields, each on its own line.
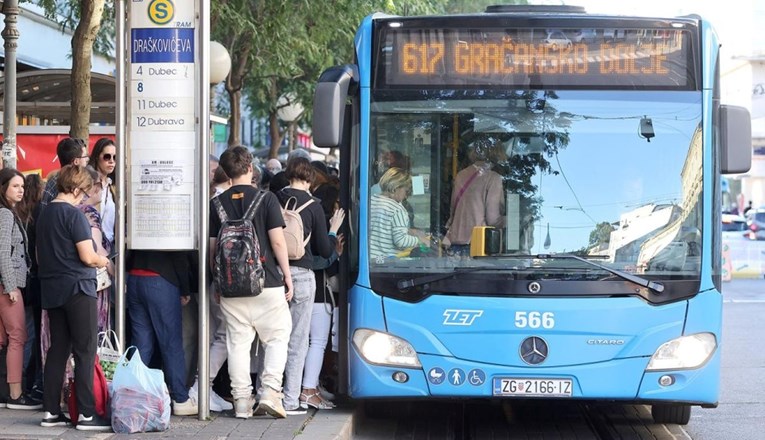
left=519, top=336, right=549, bottom=365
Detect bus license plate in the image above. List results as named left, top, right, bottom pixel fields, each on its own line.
left=493, top=378, right=573, bottom=397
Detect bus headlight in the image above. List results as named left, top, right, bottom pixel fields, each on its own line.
left=646, top=333, right=716, bottom=371
left=352, top=329, right=421, bottom=368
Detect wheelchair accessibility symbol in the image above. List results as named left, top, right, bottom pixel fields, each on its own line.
left=468, top=369, right=485, bottom=386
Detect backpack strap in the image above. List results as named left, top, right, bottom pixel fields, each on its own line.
left=215, top=191, right=266, bottom=224
left=243, top=190, right=266, bottom=222
left=284, top=196, right=298, bottom=210
left=283, top=195, right=315, bottom=211
left=295, top=198, right=315, bottom=213
left=212, top=196, right=228, bottom=223
left=296, top=198, right=315, bottom=244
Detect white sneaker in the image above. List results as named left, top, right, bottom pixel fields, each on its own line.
left=210, top=390, right=233, bottom=412
left=234, top=396, right=257, bottom=419
left=284, top=404, right=307, bottom=416
left=190, top=379, right=232, bottom=412
left=188, top=381, right=198, bottom=401
left=255, top=388, right=286, bottom=418
left=173, top=395, right=198, bottom=416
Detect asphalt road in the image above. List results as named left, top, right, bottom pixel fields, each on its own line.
left=683, top=278, right=765, bottom=440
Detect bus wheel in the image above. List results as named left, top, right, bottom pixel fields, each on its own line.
left=651, top=404, right=691, bottom=425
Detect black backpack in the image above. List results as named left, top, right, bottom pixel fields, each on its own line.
left=213, top=191, right=266, bottom=297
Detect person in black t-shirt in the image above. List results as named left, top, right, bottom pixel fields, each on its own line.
left=209, top=146, right=293, bottom=419
left=273, top=158, right=343, bottom=414
left=36, top=165, right=111, bottom=431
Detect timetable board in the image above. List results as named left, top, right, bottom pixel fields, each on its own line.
left=127, top=0, right=198, bottom=249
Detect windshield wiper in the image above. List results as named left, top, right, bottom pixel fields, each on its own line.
left=518, top=253, right=665, bottom=294
left=397, top=266, right=520, bottom=290
left=396, top=254, right=664, bottom=293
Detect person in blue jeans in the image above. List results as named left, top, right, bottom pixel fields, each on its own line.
left=126, top=250, right=198, bottom=416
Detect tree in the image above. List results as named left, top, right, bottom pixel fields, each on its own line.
left=445, top=0, right=527, bottom=13
left=213, top=0, right=447, bottom=156
left=70, top=0, right=106, bottom=139
left=589, top=221, right=615, bottom=250
left=211, top=0, right=267, bottom=148
left=33, top=0, right=112, bottom=140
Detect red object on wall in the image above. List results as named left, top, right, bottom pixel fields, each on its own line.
left=0, top=133, right=115, bottom=178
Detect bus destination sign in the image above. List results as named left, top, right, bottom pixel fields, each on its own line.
left=377, top=27, right=695, bottom=89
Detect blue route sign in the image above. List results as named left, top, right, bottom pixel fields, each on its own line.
left=131, top=28, right=194, bottom=63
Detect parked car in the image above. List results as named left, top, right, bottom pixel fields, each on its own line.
left=543, top=31, right=572, bottom=51
left=744, top=209, right=765, bottom=240
left=572, top=29, right=596, bottom=43
left=722, top=214, right=748, bottom=241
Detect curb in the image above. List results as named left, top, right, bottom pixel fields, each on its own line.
left=299, top=408, right=354, bottom=440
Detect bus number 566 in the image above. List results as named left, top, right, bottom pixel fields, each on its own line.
left=515, top=311, right=555, bottom=329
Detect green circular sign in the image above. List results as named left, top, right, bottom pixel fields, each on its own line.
left=148, top=0, right=174, bottom=25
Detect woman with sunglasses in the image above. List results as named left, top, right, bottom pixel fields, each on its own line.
left=78, top=168, right=113, bottom=335
left=88, top=138, right=116, bottom=248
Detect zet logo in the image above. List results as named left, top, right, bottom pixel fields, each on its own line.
left=442, top=309, right=483, bottom=326
left=148, top=0, right=174, bottom=25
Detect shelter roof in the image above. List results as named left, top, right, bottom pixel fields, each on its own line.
left=0, top=69, right=115, bottom=125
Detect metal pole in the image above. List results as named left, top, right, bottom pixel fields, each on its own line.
left=197, top=0, right=211, bottom=420
left=114, top=0, right=127, bottom=349
left=1, top=0, right=19, bottom=169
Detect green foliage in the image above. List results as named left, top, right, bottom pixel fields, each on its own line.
left=589, top=221, right=615, bottom=248
left=444, top=0, right=528, bottom=14
left=28, top=0, right=115, bottom=59
left=209, top=0, right=530, bottom=146
left=210, top=0, right=449, bottom=126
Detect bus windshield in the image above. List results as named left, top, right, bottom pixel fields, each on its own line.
left=367, top=89, right=703, bottom=289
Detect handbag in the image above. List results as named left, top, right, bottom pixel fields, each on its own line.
left=96, top=267, right=112, bottom=290
left=110, top=346, right=171, bottom=433
left=97, top=330, right=122, bottom=381
left=68, top=355, right=110, bottom=425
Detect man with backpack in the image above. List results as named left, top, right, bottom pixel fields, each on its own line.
left=209, top=146, right=293, bottom=419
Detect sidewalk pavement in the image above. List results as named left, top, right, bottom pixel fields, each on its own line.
left=0, top=405, right=353, bottom=439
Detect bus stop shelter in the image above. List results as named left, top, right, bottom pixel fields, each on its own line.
left=0, top=68, right=116, bottom=126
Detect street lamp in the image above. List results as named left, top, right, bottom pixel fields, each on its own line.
left=1, top=0, right=19, bottom=169
left=208, top=41, right=230, bottom=160
left=277, top=93, right=304, bottom=151
left=209, top=41, right=231, bottom=85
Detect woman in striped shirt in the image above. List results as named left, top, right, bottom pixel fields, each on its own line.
left=369, top=167, right=429, bottom=259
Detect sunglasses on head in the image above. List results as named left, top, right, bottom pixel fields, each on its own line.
left=101, top=153, right=116, bottom=161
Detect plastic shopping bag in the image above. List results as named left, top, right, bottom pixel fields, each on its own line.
left=110, top=346, right=171, bottom=433
left=97, top=330, right=122, bottom=381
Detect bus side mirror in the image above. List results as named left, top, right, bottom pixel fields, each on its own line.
left=312, top=64, right=358, bottom=148
left=720, top=105, right=752, bottom=175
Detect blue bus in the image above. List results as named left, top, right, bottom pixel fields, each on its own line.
left=312, top=5, right=751, bottom=424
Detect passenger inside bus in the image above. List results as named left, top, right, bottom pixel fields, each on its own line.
left=369, top=167, right=430, bottom=260
left=444, top=136, right=506, bottom=255
left=371, top=149, right=414, bottom=226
